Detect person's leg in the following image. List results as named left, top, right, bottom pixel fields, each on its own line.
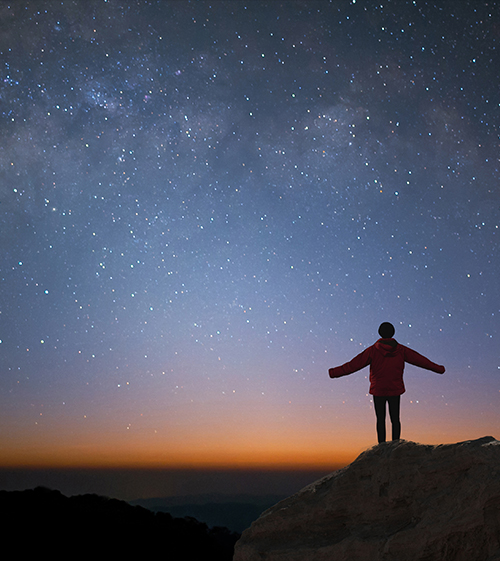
left=387, top=395, right=401, bottom=440
left=373, top=396, right=387, bottom=443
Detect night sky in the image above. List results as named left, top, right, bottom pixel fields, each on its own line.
left=1, top=0, right=499, bottom=486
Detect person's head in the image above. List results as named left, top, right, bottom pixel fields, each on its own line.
left=378, top=322, right=395, bottom=339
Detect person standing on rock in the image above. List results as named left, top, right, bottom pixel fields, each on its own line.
left=328, top=322, right=445, bottom=443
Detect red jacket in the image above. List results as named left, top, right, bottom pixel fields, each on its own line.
left=329, top=338, right=445, bottom=396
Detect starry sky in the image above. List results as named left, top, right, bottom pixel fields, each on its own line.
left=1, top=0, right=499, bottom=479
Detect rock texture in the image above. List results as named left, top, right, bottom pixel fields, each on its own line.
left=234, top=436, right=500, bottom=561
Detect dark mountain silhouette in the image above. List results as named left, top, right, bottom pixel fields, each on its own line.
left=0, top=486, right=239, bottom=559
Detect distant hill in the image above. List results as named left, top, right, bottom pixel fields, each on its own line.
left=0, top=486, right=239, bottom=559
left=130, top=493, right=286, bottom=533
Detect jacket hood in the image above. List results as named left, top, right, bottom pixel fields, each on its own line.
left=375, top=338, right=399, bottom=356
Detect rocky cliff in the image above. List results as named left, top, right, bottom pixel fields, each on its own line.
left=234, top=436, right=500, bottom=561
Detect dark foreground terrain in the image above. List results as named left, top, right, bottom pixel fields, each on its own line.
left=1, top=487, right=239, bottom=559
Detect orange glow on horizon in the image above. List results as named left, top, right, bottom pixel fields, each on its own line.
left=2, top=428, right=490, bottom=470
left=2, top=375, right=497, bottom=471
left=0, top=437, right=358, bottom=470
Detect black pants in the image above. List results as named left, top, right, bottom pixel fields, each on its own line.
left=373, top=395, right=401, bottom=443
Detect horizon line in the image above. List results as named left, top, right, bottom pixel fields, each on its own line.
left=0, top=459, right=351, bottom=471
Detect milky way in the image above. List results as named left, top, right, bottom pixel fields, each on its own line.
left=0, top=1, right=499, bottom=468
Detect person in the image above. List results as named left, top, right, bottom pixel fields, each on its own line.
left=328, top=322, right=445, bottom=443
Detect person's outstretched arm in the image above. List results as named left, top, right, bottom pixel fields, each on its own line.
left=329, top=347, right=372, bottom=378
left=403, top=346, right=445, bottom=374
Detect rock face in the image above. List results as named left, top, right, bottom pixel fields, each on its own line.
left=234, top=436, right=500, bottom=561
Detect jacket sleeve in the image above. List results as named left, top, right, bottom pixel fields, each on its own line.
left=403, top=346, right=445, bottom=374
left=329, top=347, right=372, bottom=378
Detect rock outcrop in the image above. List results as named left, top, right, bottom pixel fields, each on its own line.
left=234, top=436, right=500, bottom=561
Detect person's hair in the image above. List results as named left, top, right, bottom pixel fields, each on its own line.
left=378, top=322, right=395, bottom=338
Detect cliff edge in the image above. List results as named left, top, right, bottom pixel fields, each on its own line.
left=234, top=436, right=500, bottom=561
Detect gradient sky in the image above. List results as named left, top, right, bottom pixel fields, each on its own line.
left=0, top=0, right=499, bottom=476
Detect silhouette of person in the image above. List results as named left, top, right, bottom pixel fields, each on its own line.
left=328, top=322, right=445, bottom=443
